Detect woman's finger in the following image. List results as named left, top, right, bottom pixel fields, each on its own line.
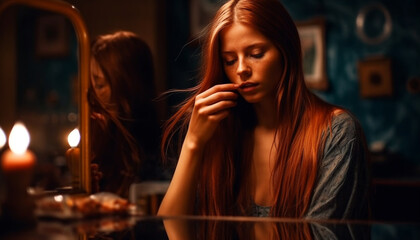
left=197, top=83, right=239, bottom=99
left=196, top=91, right=238, bottom=107
left=197, top=99, right=237, bottom=116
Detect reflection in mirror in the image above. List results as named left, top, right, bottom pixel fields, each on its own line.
left=88, top=31, right=162, bottom=199
left=66, top=127, right=80, bottom=189
left=0, top=0, right=90, bottom=197
left=60, top=0, right=170, bottom=208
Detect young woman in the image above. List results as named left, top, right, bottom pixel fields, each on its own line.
left=158, top=0, right=369, bottom=219
left=89, top=31, right=161, bottom=198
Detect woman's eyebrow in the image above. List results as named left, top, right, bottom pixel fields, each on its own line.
left=221, top=42, right=266, bottom=54
left=244, top=43, right=266, bottom=50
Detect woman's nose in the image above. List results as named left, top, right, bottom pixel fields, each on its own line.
left=236, top=59, right=251, bottom=79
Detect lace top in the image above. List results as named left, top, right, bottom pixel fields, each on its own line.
left=252, top=203, right=271, bottom=217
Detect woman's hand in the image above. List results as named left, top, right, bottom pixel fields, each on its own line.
left=158, top=83, right=238, bottom=216
left=185, top=83, right=239, bottom=149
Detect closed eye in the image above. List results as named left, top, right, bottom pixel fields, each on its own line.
left=95, top=84, right=105, bottom=90
left=251, top=52, right=264, bottom=59
left=223, top=58, right=236, bottom=66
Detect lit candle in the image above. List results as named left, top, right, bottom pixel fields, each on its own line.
left=1, top=122, right=36, bottom=225
left=1, top=123, right=36, bottom=171
left=66, top=128, right=80, bottom=190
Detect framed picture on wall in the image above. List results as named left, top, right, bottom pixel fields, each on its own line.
left=358, top=57, right=393, bottom=98
left=36, top=14, right=69, bottom=57
left=296, top=18, right=328, bottom=90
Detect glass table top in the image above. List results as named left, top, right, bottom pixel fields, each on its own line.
left=1, top=215, right=419, bottom=240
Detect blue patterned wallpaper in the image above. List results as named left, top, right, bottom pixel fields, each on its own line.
left=282, top=0, right=420, bottom=165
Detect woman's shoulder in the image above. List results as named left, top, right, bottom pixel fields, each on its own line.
left=322, top=110, right=365, bottom=157
left=330, top=110, right=362, bottom=137
left=332, top=109, right=356, bottom=124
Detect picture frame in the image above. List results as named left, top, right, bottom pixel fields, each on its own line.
left=36, top=14, right=69, bottom=57
left=296, top=18, right=328, bottom=90
left=358, top=57, right=393, bottom=98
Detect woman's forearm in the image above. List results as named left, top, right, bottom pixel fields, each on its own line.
left=157, top=136, right=203, bottom=216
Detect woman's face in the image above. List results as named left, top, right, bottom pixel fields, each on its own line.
left=220, top=22, right=283, bottom=104
left=90, top=58, right=112, bottom=105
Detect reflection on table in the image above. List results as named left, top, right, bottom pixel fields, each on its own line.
left=1, top=215, right=419, bottom=240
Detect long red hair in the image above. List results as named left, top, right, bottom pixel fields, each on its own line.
left=89, top=31, right=160, bottom=197
left=162, top=0, right=338, bottom=217
left=195, top=219, right=313, bottom=240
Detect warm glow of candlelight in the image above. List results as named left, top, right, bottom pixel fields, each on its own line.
left=67, top=128, right=80, bottom=148
left=9, top=122, right=30, bottom=155
left=54, top=195, right=64, bottom=202
left=66, top=128, right=80, bottom=189
left=0, top=123, right=36, bottom=225
left=1, top=122, right=36, bottom=172
left=0, top=127, right=6, bottom=149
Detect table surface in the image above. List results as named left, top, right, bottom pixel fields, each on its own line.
left=1, top=214, right=419, bottom=240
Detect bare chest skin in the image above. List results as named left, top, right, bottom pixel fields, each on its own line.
left=252, top=127, right=277, bottom=207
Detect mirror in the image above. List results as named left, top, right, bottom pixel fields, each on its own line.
left=0, top=0, right=90, bottom=195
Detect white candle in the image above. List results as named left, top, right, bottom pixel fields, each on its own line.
left=66, top=128, right=80, bottom=189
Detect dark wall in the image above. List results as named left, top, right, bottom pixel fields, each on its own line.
left=166, top=0, right=420, bottom=168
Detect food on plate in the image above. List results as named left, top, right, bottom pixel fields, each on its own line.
left=35, top=192, right=131, bottom=219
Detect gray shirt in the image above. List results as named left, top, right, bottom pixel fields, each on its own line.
left=252, top=112, right=369, bottom=220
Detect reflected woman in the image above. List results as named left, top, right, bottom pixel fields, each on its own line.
left=158, top=0, right=369, bottom=219
left=89, top=31, right=160, bottom=198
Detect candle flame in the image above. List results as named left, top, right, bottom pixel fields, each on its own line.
left=0, top=127, right=6, bottom=149
left=9, top=122, right=30, bottom=155
left=67, top=128, right=80, bottom=147
left=54, top=195, right=64, bottom=202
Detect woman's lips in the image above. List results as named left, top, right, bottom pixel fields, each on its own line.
left=239, top=82, right=258, bottom=92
